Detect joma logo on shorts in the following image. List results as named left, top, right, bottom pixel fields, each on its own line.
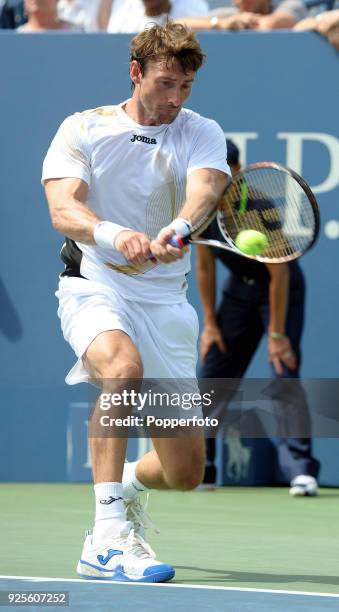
left=131, top=134, right=157, bottom=144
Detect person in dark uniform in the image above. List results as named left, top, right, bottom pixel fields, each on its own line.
left=197, top=139, right=320, bottom=496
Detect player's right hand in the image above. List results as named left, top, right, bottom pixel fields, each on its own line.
left=150, top=226, right=188, bottom=263
left=115, top=230, right=152, bottom=265
left=199, top=324, right=227, bottom=362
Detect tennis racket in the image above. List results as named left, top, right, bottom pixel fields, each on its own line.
left=170, top=162, right=320, bottom=263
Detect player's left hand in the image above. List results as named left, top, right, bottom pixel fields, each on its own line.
left=150, top=226, right=189, bottom=263
left=268, top=336, right=297, bottom=375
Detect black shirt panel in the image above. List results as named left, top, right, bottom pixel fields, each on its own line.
left=60, top=238, right=85, bottom=278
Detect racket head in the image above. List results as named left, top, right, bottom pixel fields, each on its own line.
left=217, top=162, right=320, bottom=263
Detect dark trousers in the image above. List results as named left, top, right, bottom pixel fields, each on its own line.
left=199, top=273, right=320, bottom=481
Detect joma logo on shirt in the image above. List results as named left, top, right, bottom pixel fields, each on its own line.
left=131, top=134, right=157, bottom=144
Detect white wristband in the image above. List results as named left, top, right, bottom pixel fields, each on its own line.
left=93, top=221, right=131, bottom=250
left=168, top=218, right=193, bottom=236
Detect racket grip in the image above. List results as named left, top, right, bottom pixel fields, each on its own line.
left=169, top=234, right=190, bottom=248
left=149, top=233, right=190, bottom=260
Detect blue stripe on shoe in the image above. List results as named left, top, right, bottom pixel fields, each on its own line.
left=78, top=562, right=175, bottom=583
left=143, top=564, right=175, bottom=581
left=114, top=563, right=175, bottom=582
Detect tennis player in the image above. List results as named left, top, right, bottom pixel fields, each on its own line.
left=42, top=23, right=230, bottom=582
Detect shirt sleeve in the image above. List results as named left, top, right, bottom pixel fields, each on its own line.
left=41, top=112, right=91, bottom=186
left=187, top=118, right=231, bottom=177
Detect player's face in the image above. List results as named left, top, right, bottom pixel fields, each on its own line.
left=133, top=59, right=195, bottom=125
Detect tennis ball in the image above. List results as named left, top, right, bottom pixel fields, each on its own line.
left=235, top=229, right=268, bottom=255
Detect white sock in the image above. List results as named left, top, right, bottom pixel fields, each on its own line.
left=122, top=461, right=148, bottom=500
left=93, top=482, right=128, bottom=544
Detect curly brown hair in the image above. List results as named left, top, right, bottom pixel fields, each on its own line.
left=130, top=22, right=205, bottom=80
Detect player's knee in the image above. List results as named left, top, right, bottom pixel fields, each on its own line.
left=166, top=457, right=205, bottom=491
left=98, top=362, right=143, bottom=386
left=167, top=471, right=203, bottom=491
left=113, top=359, right=144, bottom=380
left=87, top=354, right=143, bottom=381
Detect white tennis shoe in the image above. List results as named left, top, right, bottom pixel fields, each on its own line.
left=77, top=525, right=174, bottom=583
left=289, top=475, right=318, bottom=497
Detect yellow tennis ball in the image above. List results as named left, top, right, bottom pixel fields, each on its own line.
left=235, top=229, right=268, bottom=255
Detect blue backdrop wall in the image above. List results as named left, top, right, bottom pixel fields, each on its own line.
left=1, top=32, right=339, bottom=482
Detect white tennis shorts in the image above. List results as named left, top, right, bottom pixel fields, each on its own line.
left=56, top=276, right=199, bottom=385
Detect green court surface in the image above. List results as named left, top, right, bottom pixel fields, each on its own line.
left=1, top=484, right=338, bottom=594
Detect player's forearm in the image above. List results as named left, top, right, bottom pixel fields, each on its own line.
left=179, top=170, right=228, bottom=227
left=45, top=178, right=102, bottom=244
left=267, top=265, right=290, bottom=334
left=49, top=197, right=101, bottom=244
left=178, top=191, right=216, bottom=228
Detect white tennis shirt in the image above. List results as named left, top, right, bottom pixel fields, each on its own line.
left=42, top=102, right=229, bottom=303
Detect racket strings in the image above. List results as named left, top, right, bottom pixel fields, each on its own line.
left=219, top=167, right=316, bottom=262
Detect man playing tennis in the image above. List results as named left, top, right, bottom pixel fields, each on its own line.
left=42, top=23, right=230, bottom=583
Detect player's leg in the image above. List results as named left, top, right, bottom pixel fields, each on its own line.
left=56, top=277, right=175, bottom=582
left=136, top=435, right=205, bottom=492
left=123, top=287, right=262, bottom=496
left=84, top=328, right=143, bottom=533
left=121, top=430, right=205, bottom=540
left=120, top=300, right=206, bottom=538
left=258, top=274, right=320, bottom=495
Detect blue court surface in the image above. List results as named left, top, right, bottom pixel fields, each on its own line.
left=1, top=577, right=339, bottom=612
